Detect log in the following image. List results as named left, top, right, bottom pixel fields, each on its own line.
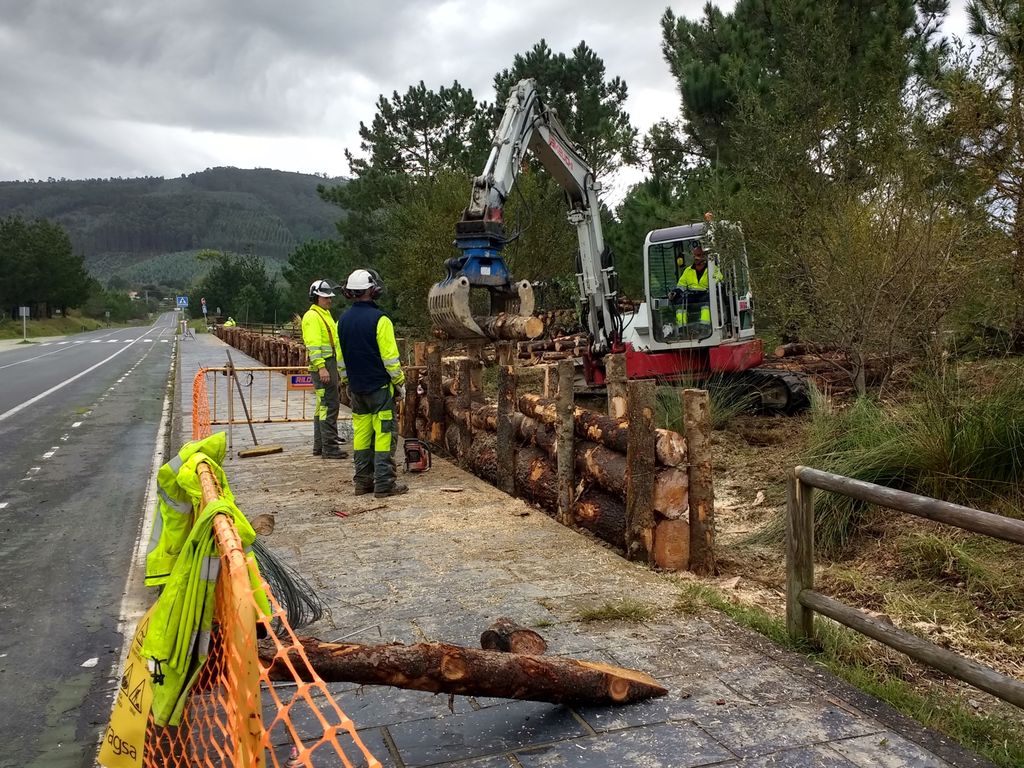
left=625, top=380, right=656, bottom=564
left=556, top=360, right=575, bottom=525
left=445, top=399, right=688, bottom=517
left=518, top=394, right=686, bottom=467
left=772, top=341, right=839, bottom=358
left=260, top=637, right=667, bottom=705
left=480, top=618, right=548, bottom=655
left=474, top=313, right=545, bottom=340
left=573, top=486, right=627, bottom=547
left=684, top=389, right=715, bottom=575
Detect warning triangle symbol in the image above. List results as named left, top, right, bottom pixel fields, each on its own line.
left=129, top=680, right=145, bottom=714
left=120, top=664, right=133, bottom=694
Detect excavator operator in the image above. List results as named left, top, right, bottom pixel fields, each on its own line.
left=671, top=244, right=721, bottom=333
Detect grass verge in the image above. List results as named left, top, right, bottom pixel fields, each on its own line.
left=576, top=599, right=656, bottom=623
left=675, top=582, right=1024, bottom=768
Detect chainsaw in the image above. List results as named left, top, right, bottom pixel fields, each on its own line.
left=403, top=438, right=431, bottom=473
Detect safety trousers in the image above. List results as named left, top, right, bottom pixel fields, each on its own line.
left=312, top=358, right=342, bottom=455
left=676, top=294, right=711, bottom=326
left=350, top=386, right=398, bottom=492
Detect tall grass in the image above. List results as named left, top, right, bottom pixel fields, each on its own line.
left=657, top=376, right=757, bottom=432
left=802, top=365, right=1024, bottom=554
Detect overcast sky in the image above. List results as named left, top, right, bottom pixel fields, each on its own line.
left=0, top=0, right=972, bottom=198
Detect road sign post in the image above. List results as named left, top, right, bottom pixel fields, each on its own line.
left=19, top=306, right=29, bottom=341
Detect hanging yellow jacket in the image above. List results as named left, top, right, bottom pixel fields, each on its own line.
left=145, top=432, right=229, bottom=587
left=141, top=451, right=270, bottom=727
left=301, top=303, right=340, bottom=371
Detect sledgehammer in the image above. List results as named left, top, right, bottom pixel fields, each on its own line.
left=226, top=349, right=284, bottom=458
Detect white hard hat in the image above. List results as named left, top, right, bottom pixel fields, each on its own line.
left=345, top=269, right=376, bottom=291
left=309, top=279, right=336, bottom=299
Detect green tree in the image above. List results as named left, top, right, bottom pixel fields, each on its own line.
left=493, top=40, right=639, bottom=183
left=660, top=0, right=926, bottom=169
left=345, top=81, right=492, bottom=179
left=0, top=216, right=88, bottom=317
left=190, top=250, right=277, bottom=323
left=951, top=0, right=1024, bottom=347
left=281, top=238, right=360, bottom=314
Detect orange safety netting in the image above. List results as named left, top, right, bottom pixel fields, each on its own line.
left=193, top=367, right=212, bottom=440
left=142, top=463, right=380, bottom=768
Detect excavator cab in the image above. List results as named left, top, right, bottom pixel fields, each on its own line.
left=643, top=221, right=755, bottom=350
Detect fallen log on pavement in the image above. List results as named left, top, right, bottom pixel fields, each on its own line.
left=518, top=394, right=686, bottom=467
left=259, top=637, right=667, bottom=705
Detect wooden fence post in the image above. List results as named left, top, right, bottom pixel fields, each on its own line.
left=786, top=470, right=815, bottom=639
left=401, top=368, right=420, bottom=438
left=457, top=358, right=473, bottom=468
left=683, top=389, right=715, bottom=574
left=413, top=341, right=427, bottom=367
left=427, top=345, right=445, bottom=448
left=625, top=380, right=656, bottom=563
left=606, top=353, right=627, bottom=418
left=496, top=366, right=516, bottom=495
left=555, top=360, right=575, bottom=526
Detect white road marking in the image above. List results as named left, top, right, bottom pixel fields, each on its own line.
left=143, top=338, right=152, bottom=342
left=42, top=447, right=58, bottom=459
left=23, top=467, right=41, bottom=479
left=81, top=657, right=99, bottom=668
left=0, top=331, right=152, bottom=423
left=60, top=433, right=70, bottom=442
left=0, top=503, right=7, bottom=510
left=90, top=340, right=101, bottom=343
left=71, top=421, right=83, bottom=428
left=58, top=342, right=68, bottom=345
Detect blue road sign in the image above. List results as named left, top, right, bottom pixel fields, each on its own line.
left=176, top=296, right=189, bottom=308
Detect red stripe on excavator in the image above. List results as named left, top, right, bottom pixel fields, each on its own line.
left=585, top=339, right=764, bottom=384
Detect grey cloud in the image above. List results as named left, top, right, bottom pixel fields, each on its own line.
left=0, top=0, right=723, bottom=180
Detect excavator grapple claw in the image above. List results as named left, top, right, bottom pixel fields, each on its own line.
left=428, top=277, right=536, bottom=339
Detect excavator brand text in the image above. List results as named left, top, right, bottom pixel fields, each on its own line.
left=549, top=136, right=573, bottom=170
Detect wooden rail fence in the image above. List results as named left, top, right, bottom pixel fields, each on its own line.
left=786, top=465, right=1024, bottom=709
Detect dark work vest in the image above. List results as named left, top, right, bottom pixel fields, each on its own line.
left=338, top=301, right=390, bottom=394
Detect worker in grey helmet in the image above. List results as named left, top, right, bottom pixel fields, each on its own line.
left=302, top=279, right=348, bottom=459
left=338, top=268, right=407, bottom=498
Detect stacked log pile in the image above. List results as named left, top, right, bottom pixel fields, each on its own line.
left=762, top=343, right=892, bottom=398
left=403, top=349, right=700, bottom=571
left=515, top=333, right=590, bottom=364
left=215, top=327, right=308, bottom=368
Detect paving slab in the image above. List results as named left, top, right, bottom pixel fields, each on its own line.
left=171, top=334, right=995, bottom=768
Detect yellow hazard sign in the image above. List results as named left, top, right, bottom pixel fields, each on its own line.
left=98, top=604, right=156, bottom=768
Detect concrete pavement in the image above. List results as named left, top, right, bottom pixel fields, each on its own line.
left=167, top=332, right=994, bottom=768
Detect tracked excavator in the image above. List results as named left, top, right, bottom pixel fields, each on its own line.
left=428, top=79, right=808, bottom=412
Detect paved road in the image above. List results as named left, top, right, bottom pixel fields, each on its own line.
left=0, top=314, right=176, bottom=768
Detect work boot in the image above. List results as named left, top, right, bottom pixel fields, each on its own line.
left=323, top=450, right=349, bottom=460
left=374, top=482, right=409, bottom=499
left=353, top=485, right=373, bottom=496
left=312, top=448, right=322, bottom=456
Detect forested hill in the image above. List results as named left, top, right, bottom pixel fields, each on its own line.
left=0, top=167, right=346, bottom=281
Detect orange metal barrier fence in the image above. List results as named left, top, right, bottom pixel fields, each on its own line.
left=137, top=461, right=380, bottom=767
left=192, top=367, right=316, bottom=440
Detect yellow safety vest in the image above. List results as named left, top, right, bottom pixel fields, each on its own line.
left=301, top=304, right=340, bottom=371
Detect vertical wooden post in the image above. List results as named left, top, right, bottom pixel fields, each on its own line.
left=683, top=389, right=715, bottom=574
left=555, top=360, right=575, bottom=526
left=543, top=364, right=553, bottom=398
left=457, top=358, right=473, bottom=468
left=625, top=380, right=656, bottom=563
left=496, top=365, right=516, bottom=495
left=606, top=353, right=627, bottom=418
left=397, top=336, right=408, bottom=366
left=413, top=341, right=427, bottom=367
left=497, top=342, right=514, bottom=367
left=427, top=345, right=445, bottom=448
left=786, top=469, right=816, bottom=640
left=467, top=340, right=484, bottom=392
left=401, top=368, right=419, bottom=438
